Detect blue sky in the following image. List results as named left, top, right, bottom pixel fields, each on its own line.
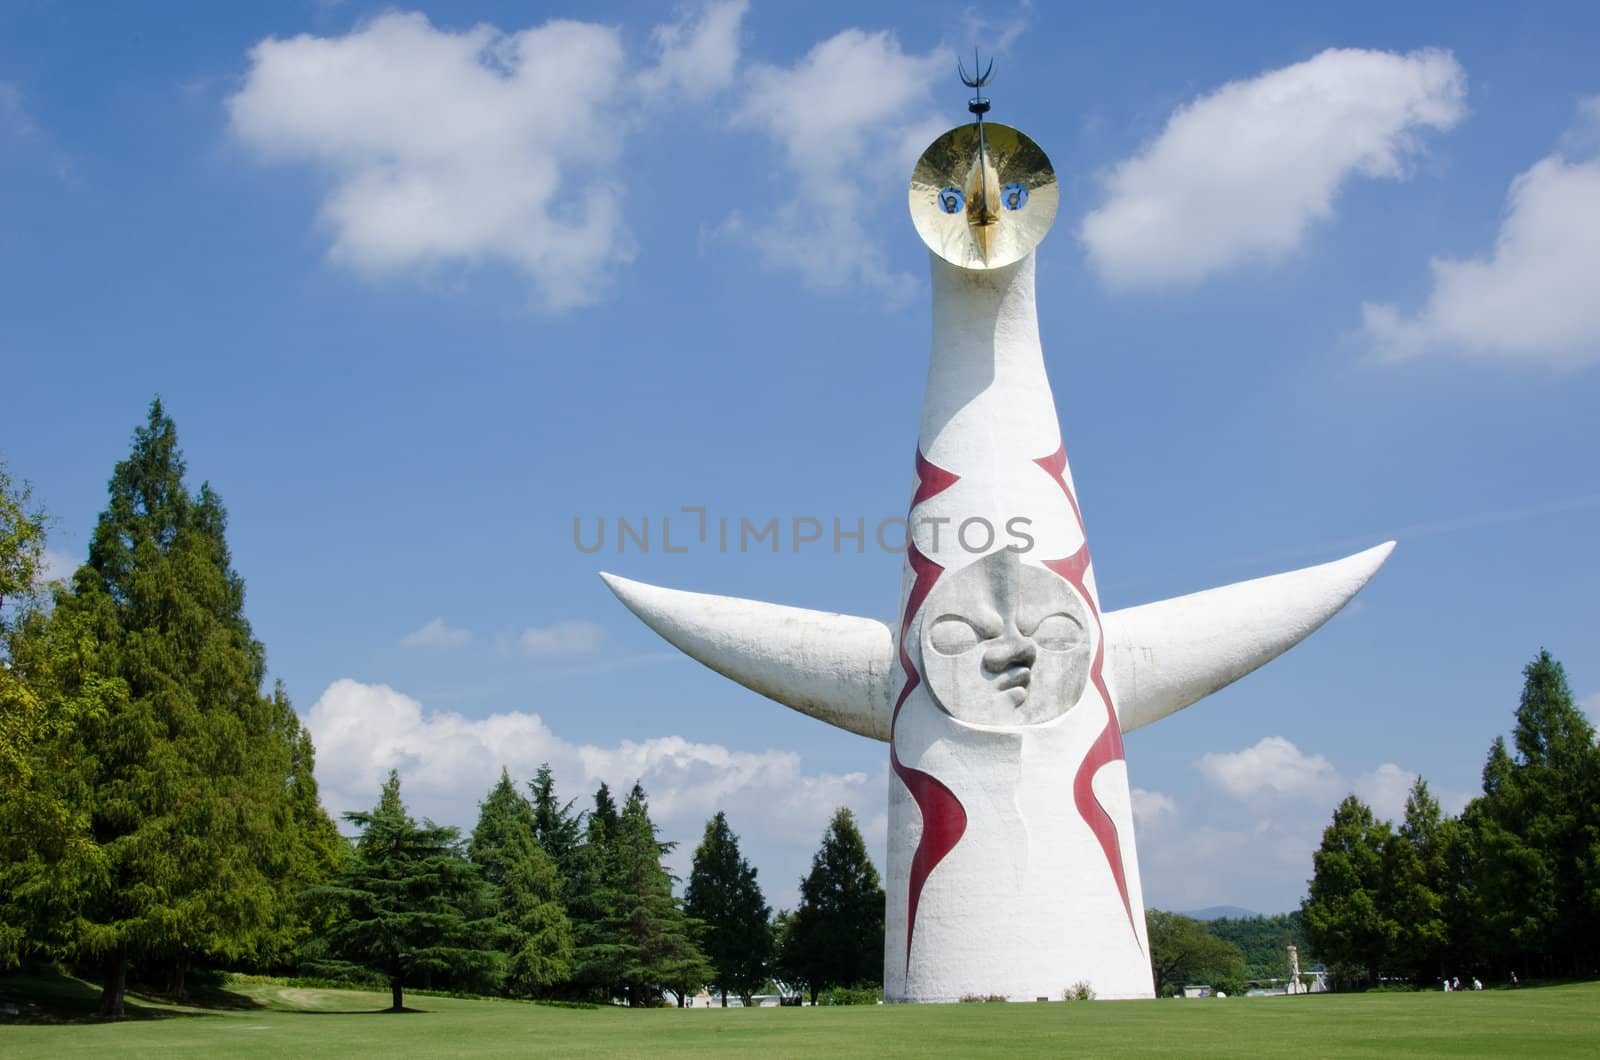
left=4, top=1, right=1598, bottom=915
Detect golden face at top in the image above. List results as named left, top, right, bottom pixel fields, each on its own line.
left=909, top=121, right=1058, bottom=270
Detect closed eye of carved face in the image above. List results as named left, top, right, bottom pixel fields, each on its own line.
left=1026, top=612, right=1084, bottom=652
left=917, top=550, right=1092, bottom=727
left=928, top=610, right=1006, bottom=656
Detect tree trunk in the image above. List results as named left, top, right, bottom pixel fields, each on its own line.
left=390, top=979, right=404, bottom=1012
left=166, top=954, right=189, bottom=999
left=720, top=988, right=727, bottom=1007
left=808, top=983, right=818, bottom=1005
left=98, top=944, right=128, bottom=1020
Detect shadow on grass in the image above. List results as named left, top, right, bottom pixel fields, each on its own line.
left=0, top=970, right=260, bottom=1025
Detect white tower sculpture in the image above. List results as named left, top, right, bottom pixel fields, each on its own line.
left=601, top=64, right=1392, bottom=1002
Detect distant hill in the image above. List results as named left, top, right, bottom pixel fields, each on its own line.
left=1180, top=905, right=1259, bottom=921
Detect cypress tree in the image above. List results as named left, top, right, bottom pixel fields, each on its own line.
left=603, top=783, right=711, bottom=1006
left=529, top=763, right=583, bottom=881
left=1468, top=650, right=1600, bottom=977
left=468, top=769, right=574, bottom=995
left=782, top=807, right=885, bottom=1002
left=1302, top=795, right=1394, bottom=988
left=567, top=781, right=623, bottom=998
left=1380, top=779, right=1450, bottom=984
left=685, top=811, right=771, bottom=1005
left=0, top=462, right=117, bottom=969
left=37, top=401, right=337, bottom=1015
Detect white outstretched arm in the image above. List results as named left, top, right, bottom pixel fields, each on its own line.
left=1103, top=542, right=1395, bottom=734
left=599, top=572, right=897, bottom=740
left=602, top=540, right=1393, bottom=743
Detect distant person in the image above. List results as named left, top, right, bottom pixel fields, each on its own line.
left=1442, top=979, right=1450, bottom=992
left=1453, top=977, right=1462, bottom=992
left=1510, top=971, right=1519, bottom=988
left=1473, top=978, right=1482, bottom=991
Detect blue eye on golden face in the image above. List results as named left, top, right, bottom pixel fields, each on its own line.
left=938, top=187, right=965, bottom=214
left=1001, top=183, right=1028, bottom=211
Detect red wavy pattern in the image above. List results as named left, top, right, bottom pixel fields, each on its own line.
left=892, top=452, right=967, bottom=972
left=1036, top=446, right=1138, bottom=941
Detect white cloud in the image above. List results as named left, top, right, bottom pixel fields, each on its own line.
left=401, top=617, right=471, bottom=648
left=1352, top=762, right=1419, bottom=822
left=637, top=1, right=747, bottom=101
left=1197, top=735, right=1342, bottom=802
left=512, top=620, right=606, bottom=656
left=957, top=4, right=1031, bottom=57
left=227, top=12, right=635, bottom=310
left=1080, top=47, right=1466, bottom=288
left=726, top=29, right=948, bottom=298
left=1132, top=737, right=1467, bottom=912
left=304, top=678, right=875, bottom=905
left=1198, top=736, right=1427, bottom=820
left=1131, top=786, right=1177, bottom=827
left=1363, top=105, right=1600, bottom=366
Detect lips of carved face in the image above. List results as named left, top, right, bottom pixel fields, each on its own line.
left=918, top=549, right=1091, bottom=727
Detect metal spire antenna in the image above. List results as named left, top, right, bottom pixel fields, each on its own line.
left=959, top=49, right=995, bottom=225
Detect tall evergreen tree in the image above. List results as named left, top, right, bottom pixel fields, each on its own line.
left=782, top=807, right=885, bottom=1003
left=1302, top=795, right=1394, bottom=989
left=1468, top=650, right=1599, bottom=977
left=1381, top=779, right=1450, bottom=984
left=255, top=682, right=345, bottom=967
left=589, top=782, right=620, bottom=843
left=685, top=811, right=771, bottom=1006
left=529, top=763, right=583, bottom=881
left=26, top=402, right=337, bottom=1015
left=468, top=769, right=573, bottom=995
left=470, top=769, right=540, bottom=887
left=566, top=780, right=624, bottom=998
left=306, top=771, right=489, bottom=1011
left=0, top=463, right=116, bottom=969
left=601, top=783, right=711, bottom=1006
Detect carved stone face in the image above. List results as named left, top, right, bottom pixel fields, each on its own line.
left=919, top=549, right=1091, bottom=726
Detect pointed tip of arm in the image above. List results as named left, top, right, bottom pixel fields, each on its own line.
left=599, top=571, right=896, bottom=741
left=1104, top=541, right=1395, bottom=734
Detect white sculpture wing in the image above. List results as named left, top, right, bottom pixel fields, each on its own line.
left=599, top=572, right=897, bottom=740
left=601, top=541, right=1391, bottom=743
left=1103, top=542, right=1395, bottom=734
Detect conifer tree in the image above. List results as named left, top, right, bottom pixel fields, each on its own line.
left=602, top=783, right=711, bottom=1006
left=1467, top=650, right=1600, bottom=976
left=0, top=462, right=116, bottom=969
left=32, top=401, right=337, bottom=1015
left=685, top=811, right=771, bottom=1005
left=567, top=780, right=624, bottom=998
left=469, top=769, right=573, bottom=995
left=782, top=807, right=885, bottom=1002
left=307, top=771, right=489, bottom=1011
left=1380, top=779, right=1450, bottom=984
left=529, top=763, right=583, bottom=881
left=1302, top=795, right=1394, bottom=988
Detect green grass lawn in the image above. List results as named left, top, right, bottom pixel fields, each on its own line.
left=3, top=974, right=1597, bottom=1058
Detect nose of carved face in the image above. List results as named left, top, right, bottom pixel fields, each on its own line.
left=984, top=630, right=1037, bottom=705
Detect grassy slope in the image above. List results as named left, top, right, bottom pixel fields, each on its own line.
left=2, top=976, right=1597, bottom=1058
